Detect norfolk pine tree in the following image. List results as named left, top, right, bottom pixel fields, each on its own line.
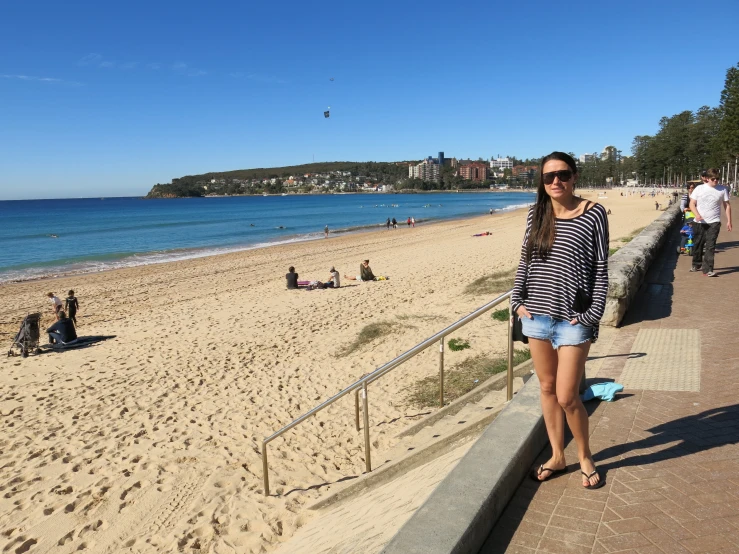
left=718, top=62, right=739, bottom=160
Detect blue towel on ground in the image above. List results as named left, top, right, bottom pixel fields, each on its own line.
left=581, top=382, right=624, bottom=402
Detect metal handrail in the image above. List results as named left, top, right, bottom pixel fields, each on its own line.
left=262, top=289, right=515, bottom=495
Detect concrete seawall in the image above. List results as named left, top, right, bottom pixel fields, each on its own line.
left=602, top=203, right=681, bottom=326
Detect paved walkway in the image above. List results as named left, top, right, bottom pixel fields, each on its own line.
left=482, top=223, right=739, bottom=553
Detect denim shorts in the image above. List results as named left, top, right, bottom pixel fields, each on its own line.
left=521, top=314, right=593, bottom=349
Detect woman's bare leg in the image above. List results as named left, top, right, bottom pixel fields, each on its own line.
left=556, top=342, right=600, bottom=487
left=529, top=338, right=566, bottom=479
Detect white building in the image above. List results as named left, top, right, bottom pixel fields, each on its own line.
left=490, top=157, right=513, bottom=170
left=409, top=159, right=440, bottom=182
left=601, top=146, right=617, bottom=160
left=579, top=153, right=597, bottom=163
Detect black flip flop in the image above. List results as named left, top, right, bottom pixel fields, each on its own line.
left=530, top=464, right=568, bottom=482
left=581, top=469, right=606, bottom=490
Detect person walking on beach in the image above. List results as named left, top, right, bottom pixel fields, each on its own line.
left=392, top=218, right=397, bottom=229
left=47, top=292, right=62, bottom=316
left=411, top=217, right=415, bottom=228
left=511, top=152, right=609, bottom=490
left=324, top=225, right=329, bottom=238
left=65, top=290, right=79, bottom=325
left=386, top=218, right=391, bottom=230
left=690, top=167, right=732, bottom=276
left=407, top=217, right=411, bottom=227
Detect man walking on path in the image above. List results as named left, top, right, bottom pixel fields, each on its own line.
left=690, top=167, right=732, bottom=276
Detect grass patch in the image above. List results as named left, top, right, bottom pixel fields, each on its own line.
left=464, top=267, right=517, bottom=296
left=447, top=338, right=471, bottom=351
left=491, top=308, right=509, bottom=322
left=616, top=226, right=646, bottom=244
left=395, top=314, right=444, bottom=322
left=609, top=247, right=620, bottom=257
left=406, top=349, right=532, bottom=407
left=338, top=320, right=398, bottom=356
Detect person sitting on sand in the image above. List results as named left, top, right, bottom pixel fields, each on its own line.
left=286, top=266, right=299, bottom=289
left=344, top=260, right=376, bottom=281
left=46, top=310, right=78, bottom=345
left=325, top=267, right=341, bottom=288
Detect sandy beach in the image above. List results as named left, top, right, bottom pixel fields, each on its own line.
left=0, top=190, right=669, bottom=553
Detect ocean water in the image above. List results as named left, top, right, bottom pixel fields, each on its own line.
left=0, top=192, right=534, bottom=283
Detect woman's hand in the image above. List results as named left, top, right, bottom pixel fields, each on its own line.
left=516, top=305, right=533, bottom=320
left=570, top=317, right=579, bottom=325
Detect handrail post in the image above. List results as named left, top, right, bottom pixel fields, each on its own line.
left=507, top=302, right=514, bottom=401
left=262, top=440, right=270, bottom=496
left=438, top=338, right=445, bottom=407
left=354, top=389, right=360, bottom=431
left=362, top=382, right=371, bottom=472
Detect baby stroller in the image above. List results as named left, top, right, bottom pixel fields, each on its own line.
left=7, top=313, right=42, bottom=358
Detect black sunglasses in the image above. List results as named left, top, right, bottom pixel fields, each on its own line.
left=543, top=170, right=573, bottom=185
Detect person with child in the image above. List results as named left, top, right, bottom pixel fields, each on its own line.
left=690, top=167, right=732, bottom=276
left=46, top=310, right=77, bottom=346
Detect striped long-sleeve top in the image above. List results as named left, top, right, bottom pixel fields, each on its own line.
left=511, top=203, right=609, bottom=342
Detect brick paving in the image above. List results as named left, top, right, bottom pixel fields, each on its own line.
left=482, top=223, right=739, bottom=554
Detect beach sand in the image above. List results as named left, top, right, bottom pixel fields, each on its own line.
left=0, top=191, right=667, bottom=553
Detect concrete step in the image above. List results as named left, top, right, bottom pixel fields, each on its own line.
left=310, top=375, right=526, bottom=511
left=397, top=360, right=534, bottom=439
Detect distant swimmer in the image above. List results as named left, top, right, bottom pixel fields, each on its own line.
left=49, top=234, right=58, bottom=238
left=250, top=224, right=255, bottom=226
left=277, top=226, right=285, bottom=229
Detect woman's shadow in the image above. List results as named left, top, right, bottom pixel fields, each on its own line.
left=594, top=403, right=739, bottom=471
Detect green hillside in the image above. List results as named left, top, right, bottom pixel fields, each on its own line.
left=146, top=161, right=410, bottom=197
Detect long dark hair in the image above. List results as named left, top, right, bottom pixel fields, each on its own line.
left=526, top=151, right=578, bottom=261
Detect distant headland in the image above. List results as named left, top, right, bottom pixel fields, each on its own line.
left=144, top=160, right=516, bottom=198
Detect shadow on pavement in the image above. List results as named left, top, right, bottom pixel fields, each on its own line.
left=594, top=403, right=739, bottom=471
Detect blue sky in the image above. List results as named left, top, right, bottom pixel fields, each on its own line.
left=1, top=0, right=738, bottom=200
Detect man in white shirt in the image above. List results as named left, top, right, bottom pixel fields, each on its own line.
left=689, top=168, right=732, bottom=276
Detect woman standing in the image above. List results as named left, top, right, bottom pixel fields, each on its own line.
left=511, top=152, right=609, bottom=489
